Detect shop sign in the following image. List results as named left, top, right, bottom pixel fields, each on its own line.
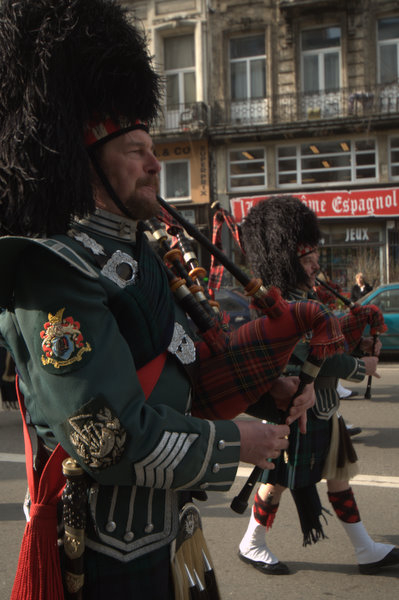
left=230, top=188, right=399, bottom=222
left=344, top=227, right=369, bottom=242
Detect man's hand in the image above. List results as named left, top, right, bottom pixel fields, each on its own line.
left=235, top=420, right=290, bottom=470
left=360, top=336, right=382, bottom=356
left=269, top=377, right=315, bottom=434
left=362, top=356, right=380, bottom=378
left=269, top=376, right=300, bottom=409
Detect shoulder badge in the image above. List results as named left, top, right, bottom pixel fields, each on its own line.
left=101, top=250, right=138, bottom=288
left=40, top=308, right=92, bottom=368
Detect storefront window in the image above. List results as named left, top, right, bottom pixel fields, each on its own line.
left=277, top=139, right=377, bottom=187
left=228, top=148, right=266, bottom=191
left=319, top=223, right=383, bottom=290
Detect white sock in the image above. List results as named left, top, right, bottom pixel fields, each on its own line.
left=239, top=509, right=279, bottom=565
left=337, top=381, right=351, bottom=397
left=341, top=521, right=394, bottom=564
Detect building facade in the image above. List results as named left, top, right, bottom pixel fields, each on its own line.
left=127, top=0, right=399, bottom=290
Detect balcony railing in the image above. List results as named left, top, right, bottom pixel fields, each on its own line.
left=152, top=101, right=209, bottom=134
left=151, top=85, right=399, bottom=135
left=279, top=0, right=341, bottom=8
left=210, top=83, right=399, bottom=129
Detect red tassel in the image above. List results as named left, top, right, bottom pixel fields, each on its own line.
left=12, top=378, right=68, bottom=600
left=11, top=504, right=65, bottom=600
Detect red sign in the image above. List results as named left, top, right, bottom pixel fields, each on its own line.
left=230, top=188, right=399, bottom=222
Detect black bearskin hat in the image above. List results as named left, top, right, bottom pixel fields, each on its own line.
left=241, top=196, right=321, bottom=297
left=0, top=0, right=160, bottom=236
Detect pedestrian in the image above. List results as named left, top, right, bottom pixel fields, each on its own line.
left=351, top=272, right=373, bottom=302
left=238, top=196, right=399, bottom=576
left=0, top=2, right=314, bottom=599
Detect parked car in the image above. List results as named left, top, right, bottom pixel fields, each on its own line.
left=213, top=287, right=251, bottom=329
left=359, top=282, right=399, bottom=352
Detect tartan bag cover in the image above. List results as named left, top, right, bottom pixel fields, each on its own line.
left=192, top=298, right=345, bottom=419
left=339, top=304, right=387, bottom=353
left=314, top=285, right=339, bottom=310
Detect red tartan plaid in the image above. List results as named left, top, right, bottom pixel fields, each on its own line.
left=220, top=207, right=243, bottom=251
left=157, top=204, right=184, bottom=234
left=192, top=298, right=345, bottom=419
left=314, top=285, right=338, bottom=309
left=339, top=304, right=387, bottom=353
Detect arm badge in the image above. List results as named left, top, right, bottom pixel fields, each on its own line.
left=69, top=407, right=126, bottom=470
left=40, top=308, right=92, bottom=368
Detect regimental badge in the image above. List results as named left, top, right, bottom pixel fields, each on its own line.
left=167, top=322, right=196, bottom=365
left=69, top=407, right=126, bottom=470
left=101, top=250, right=138, bottom=288
left=40, top=308, right=92, bottom=368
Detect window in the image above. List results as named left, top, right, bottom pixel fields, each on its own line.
left=230, top=35, right=266, bottom=101
left=164, top=35, right=196, bottom=110
left=389, top=137, right=399, bottom=179
left=372, top=289, right=399, bottom=312
left=160, top=160, right=190, bottom=201
left=301, top=27, right=341, bottom=93
left=378, top=17, right=399, bottom=84
left=277, top=139, right=377, bottom=187
left=228, top=148, right=266, bottom=191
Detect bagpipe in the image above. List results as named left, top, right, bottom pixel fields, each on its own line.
left=207, top=199, right=386, bottom=400
left=315, top=276, right=387, bottom=399
left=153, top=196, right=345, bottom=418
left=151, top=197, right=346, bottom=512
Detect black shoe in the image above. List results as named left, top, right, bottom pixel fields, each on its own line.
left=346, top=425, right=362, bottom=437
left=238, top=551, right=290, bottom=575
left=358, top=547, right=399, bottom=574
left=340, top=390, right=359, bottom=399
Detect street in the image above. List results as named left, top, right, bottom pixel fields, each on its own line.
left=1, top=361, right=398, bottom=599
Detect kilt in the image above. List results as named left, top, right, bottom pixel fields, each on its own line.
left=260, top=411, right=332, bottom=489
left=79, top=545, right=174, bottom=600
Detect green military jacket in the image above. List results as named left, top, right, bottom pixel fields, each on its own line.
left=0, top=209, right=241, bottom=562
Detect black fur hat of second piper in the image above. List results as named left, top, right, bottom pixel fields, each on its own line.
left=241, top=196, right=321, bottom=297
left=0, top=0, right=160, bottom=236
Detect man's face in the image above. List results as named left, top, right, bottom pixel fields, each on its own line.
left=94, top=129, right=161, bottom=220
left=299, top=251, right=320, bottom=290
